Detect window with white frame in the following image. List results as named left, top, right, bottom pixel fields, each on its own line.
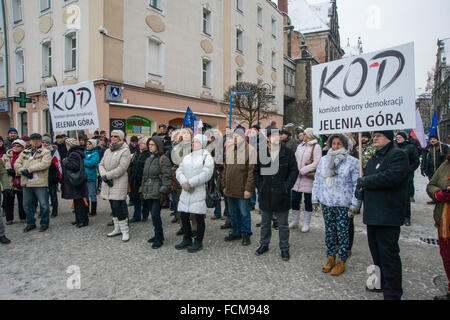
left=257, top=6, right=263, bottom=27
left=236, top=28, right=243, bottom=52
left=271, top=18, right=276, bottom=37
left=40, top=0, right=50, bottom=13
left=203, top=7, right=212, bottom=36
left=15, top=49, right=24, bottom=83
left=271, top=51, right=276, bottom=70
left=149, top=0, right=163, bottom=11
left=148, top=38, right=163, bottom=76
left=202, top=58, right=211, bottom=88
left=237, top=0, right=243, bottom=12
left=0, top=57, right=4, bottom=87
left=257, top=42, right=263, bottom=63
left=41, top=41, right=52, bottom=77
left=19, top=112, right=28, bottom=136
left=64, top=32, right=77, bottom=71
left=12, top=0, right=22, bottom=24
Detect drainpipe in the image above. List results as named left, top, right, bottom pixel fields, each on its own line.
left=1, top=0, right=12, bottom=127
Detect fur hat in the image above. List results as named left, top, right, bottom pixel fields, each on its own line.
left=111, top=130, right=125, bottom=141
left=42, top=136, right=52, bottom=144
left=65, top=138, right=80, bottom=148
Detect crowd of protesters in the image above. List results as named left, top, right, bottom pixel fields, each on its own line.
left=0, top=123, right=449, bottom=301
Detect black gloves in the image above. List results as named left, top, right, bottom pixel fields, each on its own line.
left=355, top=177, right=365, bottom=201
left=21, top=169, right=34, bottom=179
left=101, top=176, right=114, bottom=187
left=7, top=169, right=15, bottom=177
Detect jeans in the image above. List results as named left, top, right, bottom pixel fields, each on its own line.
left=228, top=197, right=252, bottom=235
left=4, top=190, right=25, bottom=222
left=223, top=197, right=229, bottom=217
left=145, top=198, right=164, bottom=242
left=250, top=191, right=261, bottom=206
left=291, top=191, right=312, bottom=212
left=133, top=198, right=150, bottom=221
left=23, top=187, right=50, bottom=227
left=260, top=210, right=289, bottom=250
left=214, top=201, right=222, bottom=217
left=367, top=225, right=403, bottom=300
left=48, top=184, right=58, bottom=211
left=86, top=181, right=97, bottom=203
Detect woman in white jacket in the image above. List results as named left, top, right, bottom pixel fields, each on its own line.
left=312, top=134, right=360, bottom=276
left=175, top=134, right=214, bottom=253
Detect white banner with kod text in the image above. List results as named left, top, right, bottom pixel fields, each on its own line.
left=47, top=81, right=99, bottom=132
left=312, top=42, right=415, bottom=134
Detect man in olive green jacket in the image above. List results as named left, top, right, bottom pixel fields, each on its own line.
left=222, top=126, right=255, bottom=246
left=0, top=159, right=13, bottom=243
left=14, top=133, right=52, bottom=233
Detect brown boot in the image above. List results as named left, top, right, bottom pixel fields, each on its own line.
left=107, top=220, right=114, bottom=226
left=322, top=256, right=336, bottom=273
left=331, top=258, right=346, bottom=276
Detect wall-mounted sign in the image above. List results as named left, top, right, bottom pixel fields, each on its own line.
left=126, top=116, right=152, bottom=136
left=106, top=85, right=123, bottom=102
left=14, top=92, right=31, bottom=108
left=110, top=118, right=126, bottom=134
left=0, top=101, right=9, bottom=112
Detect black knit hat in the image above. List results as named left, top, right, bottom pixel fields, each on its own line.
left=429, top=134, right=439, bottom=140
left=362, top=132, right=371, bottom=139
left=374, top=130, right=394, bottom=141
left=396, top=131, right=408, bottom=141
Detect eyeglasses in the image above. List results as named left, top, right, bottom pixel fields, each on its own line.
left=149, top=143, right=156, bottom=146
left=111, top=135, right=120, bottom=138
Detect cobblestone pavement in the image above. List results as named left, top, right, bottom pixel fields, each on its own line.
left=0, top=172, right=446, bottom=300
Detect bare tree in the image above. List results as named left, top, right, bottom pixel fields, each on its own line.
left=222, top=82, right=272, bottom=128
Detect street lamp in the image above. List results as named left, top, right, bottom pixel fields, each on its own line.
left=258, top=82, right=275, bottom=126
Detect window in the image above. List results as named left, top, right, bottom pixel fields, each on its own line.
left=64, top=32, right=76, bottom=71
left=43, top=109, right=51, bottom=134
left=148, top=38, right=162, bottom=76
left=271, top=51, right=276, bottom=70
left=40, top=0, right=50, bottom=12
left=0, top=57, right=4, bottom=87
left=42, top=41, right=52, bottom=77
left=12, top=0, right=22, bottom=24
left=236, top=70, right=243, bottom=83
left=15, top=49, right=24, bottom=83
left=236, top=28, right=243, bottom=52
left=203, top=8, right=212, bottom=36
left=149, top=0, right=163, bottom=11
left=257, top=6, right=263, bottom=27
left=271, top=18, right=276, bottom=38
left=236, top=0, right=243, bottom=12
left=202, top=58, right=211, bottom=88
left=19, top=112, right=28, bottom=136
left=257, top=42, right=263, bottom=63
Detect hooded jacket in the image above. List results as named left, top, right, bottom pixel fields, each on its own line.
left=292, top=139, right=322, bottom=193
left=99, top=142, right=131, bottom=200
left=84, top=148, right=100, bottom=182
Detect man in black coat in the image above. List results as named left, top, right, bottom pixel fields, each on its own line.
left=357, top=130, right=409, bottom=300
left=395, top=131, right=420, bottom=226
left=254, top=127, right=298, bottom=261
left=421, top=134, right=449, bottom=181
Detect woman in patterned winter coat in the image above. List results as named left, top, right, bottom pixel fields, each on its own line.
left=312, top=134, right=361, bottom=276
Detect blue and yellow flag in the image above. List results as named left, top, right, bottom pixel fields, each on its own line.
left=429, top=110, right=438, bottom=139
left=183, top=106, right=198, bottom=128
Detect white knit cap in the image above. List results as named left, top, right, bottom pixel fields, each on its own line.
left=193, top=134, right=208, bottom=148
left=304, top=128, right=317, bottom=140
left=12, top=139, right=26, bottom=148
left=88, top=139, right=98, bottom=148
left=111, top=130, right=125, bottom=141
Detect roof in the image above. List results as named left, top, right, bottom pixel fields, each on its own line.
left=288, top=0, right=332, bottom=34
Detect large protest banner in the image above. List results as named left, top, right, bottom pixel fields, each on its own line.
left=46, top=81, right=99, bottom=132
left=312, top=42, right=415, bottom=134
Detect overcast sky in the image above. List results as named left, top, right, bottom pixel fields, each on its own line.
left=337, top=0, right=450, bottom=89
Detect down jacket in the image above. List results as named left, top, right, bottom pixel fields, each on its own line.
left=14, top=147, right=52, bottom=188
left=176, top=149, right=214, bottom=214
left=84, top=149, right=100, bottom=182
left=61, top=146, right=87, bottom=200
left=312, top=152, right=361, bottom=209
left=2, top=149, right=21, bottom=190
left=292, top=139, right=322, bottom=193
left=426, top=160, right=450, bottom=229
left=99, top=142, right=131, bottom=200
left=140, top=136, right=172, bottom=200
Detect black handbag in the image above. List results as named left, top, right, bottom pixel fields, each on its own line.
left=67, top=157, right=87, bottom=187
left=206, top=177, right=221, bottom=208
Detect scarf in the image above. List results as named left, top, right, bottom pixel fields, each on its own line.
left=12, top=151, right=21, bottom=167
left=110, top=141, right=124, bottom=152
left=323, top=147, right=347, bottom=188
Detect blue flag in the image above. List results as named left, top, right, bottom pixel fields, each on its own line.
left=429, top=110, right=438, bottom=138
left=183, top=106, right=198, bottom=127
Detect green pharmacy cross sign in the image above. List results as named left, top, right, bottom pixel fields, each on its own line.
left=14, top=92, right=32, bottom=108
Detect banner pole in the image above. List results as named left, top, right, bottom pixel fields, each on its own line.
left=229, top=90, right=233, bottom=129
left=358, top=132, right=363, bottom=178
left=437, top=125, right=442, bottom=153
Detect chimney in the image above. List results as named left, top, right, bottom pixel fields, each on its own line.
left=278, top=0, right=288, bottom=14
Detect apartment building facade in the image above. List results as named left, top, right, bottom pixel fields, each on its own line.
left=0, top=0, right=284, bottom=138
